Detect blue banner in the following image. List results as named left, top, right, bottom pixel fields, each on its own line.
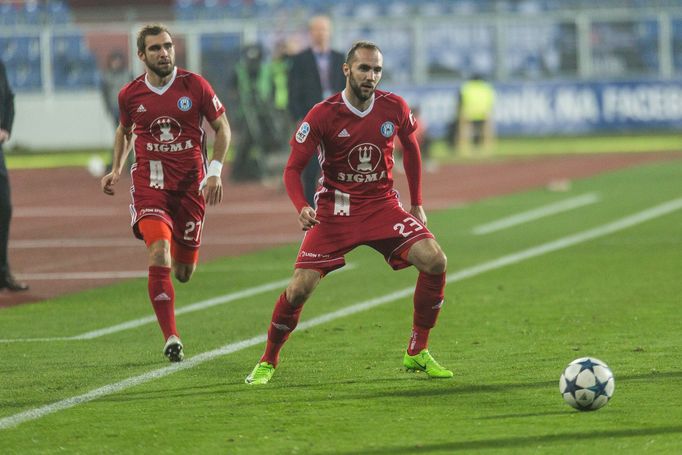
left=389, top=79, right=682, bottom=138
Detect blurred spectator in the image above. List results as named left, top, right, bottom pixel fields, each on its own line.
left=100, top=51, right=133, bottom=172
left=287, top=15, right=346, bottom=207
left=228, top=43, right=289, bottom=182
left=455, top=74, right=495, bottom=156
left=0, top=58, right=28, bottom=292
left=101, top=51, right=131, bottom=127
left=259, top=38, right=296, bottom=179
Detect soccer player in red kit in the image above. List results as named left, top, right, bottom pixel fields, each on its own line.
left=101, top=24, right=231, bottom=362
left=246, top=41, right=452, bottom=384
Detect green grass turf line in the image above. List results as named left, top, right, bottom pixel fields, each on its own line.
left=0, top=159, right=681, bottom=453
left=5, top=133, right=681, bottom=169
left=429, top=133, right=682, bottom=159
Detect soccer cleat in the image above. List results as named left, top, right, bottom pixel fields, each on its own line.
left=403, top=349, right=453, bottom=378
left=245, top=362, right=276, bottom=385
left=163, top=335, right=184, bottom=362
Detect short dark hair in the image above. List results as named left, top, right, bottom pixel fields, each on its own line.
left=345, top=41, right=382, bottom=65
left=137, top=24, right=171, bottom=54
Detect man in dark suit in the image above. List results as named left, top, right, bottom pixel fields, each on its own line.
left=288, top=15, right=346, bottom=207
left=0, top=58, right=28, bottom=291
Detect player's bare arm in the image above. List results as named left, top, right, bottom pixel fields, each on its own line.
left=200, top=113, right=231, bottom=205
left=298, top=206, right=320, bottom=231
left=409, top=205, right=427, bottom=226
left=101, top=124, right=133, bottom=195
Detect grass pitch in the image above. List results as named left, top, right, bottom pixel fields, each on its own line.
left=1, top=158, right=681, bottom=453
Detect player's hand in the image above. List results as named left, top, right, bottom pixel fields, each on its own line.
left=0, top=129, right=9, bottom=143
left=299, top=206, right=320, bottom=231
left=410, top=205, right=427, bottom=226
left=200, top=175, right=223, bottom=206
left=101, top=171, right=120, bottom=196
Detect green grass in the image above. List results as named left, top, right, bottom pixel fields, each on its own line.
left=429, top=133, right=681, bottom=159
left=5, top=133, right=681, bottom=170
left=1, top=159, right=682, bottom=453
left=4, top=150, right=111, bottom=169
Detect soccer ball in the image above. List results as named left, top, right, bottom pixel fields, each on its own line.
left=559, top=357, right=614, bottom=411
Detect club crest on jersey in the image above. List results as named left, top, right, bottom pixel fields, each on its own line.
left=177, top=96, right=192, bottom=111
left=150, top=116, right=182, bottom=143
left=380, top=121, right=395, bottom=138
left=296, top=122, right=310, bottom=143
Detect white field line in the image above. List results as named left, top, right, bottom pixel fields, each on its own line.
left=13, top=204, right=292, bottom=218
left=15, top=264, right=293, bottom=281
left=472, top=193, right=601, bottom=235
left=1, top=197, right=680, bottom=430
left=0, top=265, right=355, bottom=344
left=10, top=234, right=302, bottom=249
left=15, top=271, right=149, bottom=280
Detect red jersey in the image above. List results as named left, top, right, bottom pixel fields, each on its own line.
left=118, top=67, right=225, bottom=191
left=287, top=89, right=418, bottom=211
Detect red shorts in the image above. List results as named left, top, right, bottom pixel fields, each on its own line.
left=129, top=184, right=205, bottom=250
left=295, top=191, right=434, bottom=274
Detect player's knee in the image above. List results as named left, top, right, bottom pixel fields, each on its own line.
left=173, top=264, right=195, bottom=283
left=286, top=278, right=318, bottom=306
left=286, top=283, right=311, bottom=306
left=148, top=245, right=170, bottom=267
left=425, top=250, right=447, bottom=275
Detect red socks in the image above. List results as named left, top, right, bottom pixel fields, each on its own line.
left=261, top=293, right=303, bottom=367
left=408, top=272, right=445, bottom=355
left=148, top=266, right=177, bottom=340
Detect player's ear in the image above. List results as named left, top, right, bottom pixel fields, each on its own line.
left=342, top=63, right=349, bottom=77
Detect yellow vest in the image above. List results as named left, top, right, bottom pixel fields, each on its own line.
left=460, top=80, right=495, bottom=121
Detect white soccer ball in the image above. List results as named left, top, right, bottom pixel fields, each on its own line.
left=87, top=155, right=106, bottom=177
left=559, top=357, right=614, bottom=411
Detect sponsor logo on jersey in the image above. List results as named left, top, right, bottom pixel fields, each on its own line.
left=137, top=104, right=147, bottom=113
left=296, top=122, right=310, bottom=143
left=177, top=96, right=192, bottom=111
left=212, top=94, right=223, bottom=112
left=338, top=143, right=387, bottom=183
left=299, top=250, right=330, bottom=259
left=150, top=116, right=182, bottom=143
left=145, top=139, right=194, bottom=152
left=380, top=121, right=395, bottom=138
left=348, top=143, right=380, bottom=173
left=337, top=128, right=350, bottom=137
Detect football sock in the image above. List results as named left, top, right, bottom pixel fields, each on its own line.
left=261, top=292, right=303, bottom=367
left=408, top=271, right=445, bottom=355
left=148, top=265, right=178, bottom=340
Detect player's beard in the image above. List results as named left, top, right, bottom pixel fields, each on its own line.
left=146, top=57, right=175, bottom=78
left=349, top=70, right=375, bottom=102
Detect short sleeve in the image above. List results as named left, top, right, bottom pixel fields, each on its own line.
left=198, top=75, right=225, bottom=122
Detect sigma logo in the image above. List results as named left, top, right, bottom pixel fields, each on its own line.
left=177, top=96, right=192, bottom=111
left=150, top=116, right=182, bottom=143
left=339, top=143, right=386, bottom=183
left=296, top=122, right=310, bottom=143
left=380, top=121, right=395, bottom=138
left=347, top=143, right=380, bottom=174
